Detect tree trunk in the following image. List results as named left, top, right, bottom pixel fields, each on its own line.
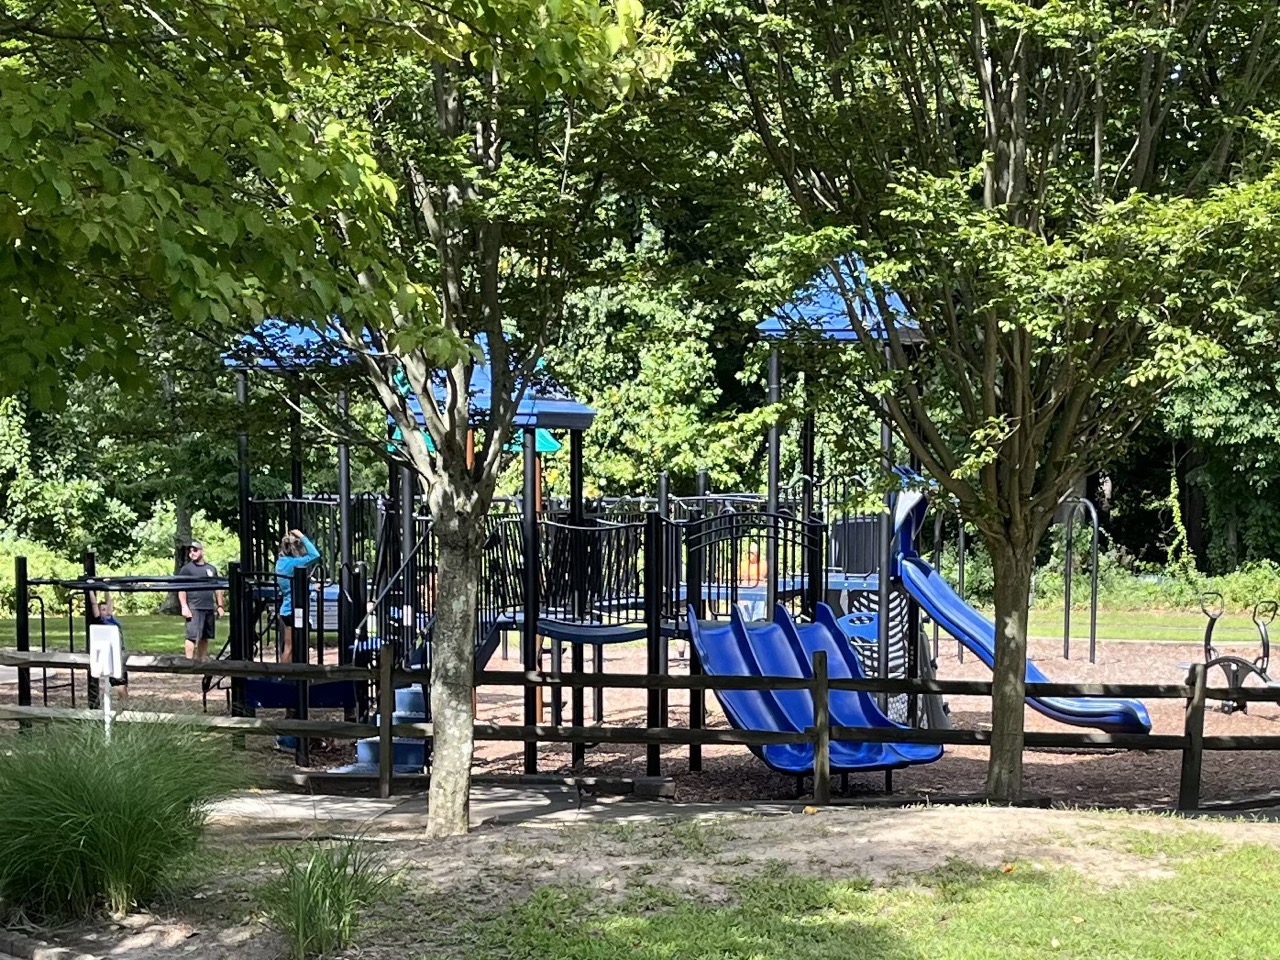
left=425, top=511, right=482, bottom=837
left=160, top=496, right=193, bottom=615
left=985, top=539, right=1035, bottom=802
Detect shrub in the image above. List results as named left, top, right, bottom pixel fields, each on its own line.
left=0, top=721, right=242, bottom=920
left=261, top=841, right=393, bottom=960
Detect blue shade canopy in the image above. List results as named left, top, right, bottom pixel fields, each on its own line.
left=231, top=322, right=596, bottom=432
left=226, top=318, right=360, bottom=369
left=758, top=260, right=922, bottom=343
left=391, top=425, right=562, bottom=455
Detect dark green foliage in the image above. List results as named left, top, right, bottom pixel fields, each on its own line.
left=0, top=722, right=242, bottom=920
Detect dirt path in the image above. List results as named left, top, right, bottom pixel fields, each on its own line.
left=30, top=802, right=1280, bottom=960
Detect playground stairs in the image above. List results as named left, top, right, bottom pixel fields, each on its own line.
left=327, top=681, right=431, bottom=775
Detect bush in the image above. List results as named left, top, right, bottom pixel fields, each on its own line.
left=261, top=841, right=393, bottom=960
left=0, top=721, right=241, bottom=920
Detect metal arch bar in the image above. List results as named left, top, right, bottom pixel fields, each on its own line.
left=1063, top=498, right=1100, bottom=664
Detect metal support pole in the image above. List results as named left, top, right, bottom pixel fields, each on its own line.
left=289, top=387, right=303, bottom=530
left=645, top=512, right=663, bottom=775
left=766, top=348, right=781, bottom=615
left=293, top=567, right=310, bottom=767
left=877, top=426, right=893, bottom=709
left=521, top=428, right=540, bottom=774
left=84, top=551, right=99, bottom=709
left=800, top=414, right=815, bottom=521
left=236, top=371, right=252, bottom=573
left=228, top=562, right=246, bottom=731
left=16, top=557, right=30, bottom=715
left=399, top=463, right=416, bottom=661
left=337, top=390, right=353, bottom=666
left=568, top=430, right=585, bottom=749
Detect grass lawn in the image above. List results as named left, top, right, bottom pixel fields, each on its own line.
left=0, top=607, right=1266, bottom=655
left=0, top=615, right=188, bottom=654
left=1020, top=606, right=1262, bottom=644
left=477, top=838, right=1280, bottom=960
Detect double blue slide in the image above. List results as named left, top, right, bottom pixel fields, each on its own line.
left=688, top=496, right=1150, bottom=775
left=688, top=602, right=942, bottom=775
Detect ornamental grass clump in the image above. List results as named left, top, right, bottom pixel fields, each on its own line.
left=0, top=721, right=241, bottom=920
left=261, top=840, right=393, bottom=959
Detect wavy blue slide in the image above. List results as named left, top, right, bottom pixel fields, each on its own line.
left=900, top=556, right=1151, bottom=733
left=687, top=604, right=941, bottom=774
left=773, top=602, right=942, bottom=766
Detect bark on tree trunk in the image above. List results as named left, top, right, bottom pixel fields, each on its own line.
left=160, top=496, right=194, bottom=615
left=426, top=511, right=482, bottom=838
left=985, top=540, right=1034, bottom=802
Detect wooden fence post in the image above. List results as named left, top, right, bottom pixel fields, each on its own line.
left=813, top=649, right=831, bottom=805
left=1178, top=663, right=1207, bottom=811
left=378, top=644, right=394, bottom=799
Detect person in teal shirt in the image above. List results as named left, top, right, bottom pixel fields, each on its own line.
left=275, top=529, right=321, bottom=754
left=276, top=528, right=321, bottom=666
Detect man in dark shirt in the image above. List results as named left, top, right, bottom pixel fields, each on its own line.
left=177, top=541, right=223, bottom=660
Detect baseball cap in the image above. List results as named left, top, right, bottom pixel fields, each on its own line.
left=189, top=540, right=204, bottom=550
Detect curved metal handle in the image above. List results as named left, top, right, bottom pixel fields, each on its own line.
left=1253, top=599, right=1278, bottom=626
left=1200, top=591, right=1225, bottom=620
left=1201, top=591, right=1224, bottom=662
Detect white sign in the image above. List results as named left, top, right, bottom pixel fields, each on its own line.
left=89, top=624, right=123, bottom=679
left=89, top=623, right=123, bottom=741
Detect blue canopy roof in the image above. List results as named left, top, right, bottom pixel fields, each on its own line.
left=230, top=321, right=595, bottom=431
left=758, top=260, right=922, bottom=343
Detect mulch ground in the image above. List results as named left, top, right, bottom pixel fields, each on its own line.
left=27, top=632, right=1280, bottom=809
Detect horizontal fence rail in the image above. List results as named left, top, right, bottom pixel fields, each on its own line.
left=1, top=652, right=1274, bottom=809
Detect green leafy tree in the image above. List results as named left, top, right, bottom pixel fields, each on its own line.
left=0, top=0, right=410, bottom=402
left=677, top=0, right=1280, bottom=799
left=274, top=1, right=676, bottom=836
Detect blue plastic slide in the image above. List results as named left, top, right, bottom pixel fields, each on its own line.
left=686, top=612, right=826, bottom=774
left=899, top=556, right=1151, bottom=733
left=687, top=605, right=939, bottom=774
left=772, top=603, right=942, bottom=766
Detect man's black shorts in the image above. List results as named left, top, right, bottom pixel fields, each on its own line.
left=185, top=609, right=216, bottom=642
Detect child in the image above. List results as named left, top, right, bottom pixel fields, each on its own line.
left=736, top=540, right=768, bottom=621
left=89, top=590, right=128, bottom=702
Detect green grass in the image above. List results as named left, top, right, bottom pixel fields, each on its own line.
left=261, top=840, right=394, bottom=960
left=474, top=846, right=1280, bottom=960
left=0, top=614, right=193, bottom=654
left=977, top=607, right=1265, bottom=644
left=0, top=721, right=243, bottom=920
left=0, top=608, right=1264, bottom=654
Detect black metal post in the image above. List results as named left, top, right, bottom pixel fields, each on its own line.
left=568, top=430, right=585, bottom=749
left=766, top=347, right=781, bottom=615
left=228, top=562, right=247, bottom=729
left=687, top=514, right=704, bottom=772
left=656, top=470, right=670, bottom=726
left=800, top=414, right=815, bottom=521
left=236, top=371, right=252, bottom=574
left=83, top=551, right=99, bottom=709
left=696, top=468, right=709, bottom=499
left=645, top=511, right=663, bottom=775
left=522, top=428, right=540, bottom=773
left=16, top=557, right=30, bottom=715
left=293, top=567, right=310, bottom=766
left=338, top=390, right=353, bottom=667
left=399, top=463, right=416, bottom=661
left=877, top=347, right=893, bottom=708
left=289, top=387, right=304, bottom=530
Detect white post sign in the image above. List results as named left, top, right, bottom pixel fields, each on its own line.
left=89, top=623, right=123, bottom=740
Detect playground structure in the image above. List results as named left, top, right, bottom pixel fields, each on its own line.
left=7, top=290, right=1170, bottom=790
